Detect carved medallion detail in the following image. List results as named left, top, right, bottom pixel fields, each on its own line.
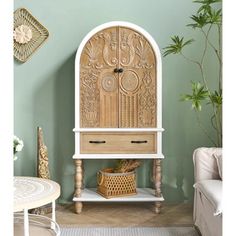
left=101, top=76, right=117, bottom=92
left=120, top=71, right=139, bottom=92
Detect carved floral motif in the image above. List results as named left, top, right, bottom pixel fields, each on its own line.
left=84, top=41, right=103, bottom=69
left=102, top=32, right=118, bottom=66
left=80, top=27, right=156, bottom=128
left=13, top=24, right=32, bottom=44
left=120, top=31, right=135, bottom=66
left=135, top=35, right=154, bottom=69
left=80, top=69, right=100, bottom=127
left=139, top=71, right=156, bottom=127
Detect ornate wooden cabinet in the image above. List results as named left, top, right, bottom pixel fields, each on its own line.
left=73, top=22, right=164, bottom=213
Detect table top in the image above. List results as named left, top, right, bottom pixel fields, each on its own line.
left=14, top=176, right=60, bottom=212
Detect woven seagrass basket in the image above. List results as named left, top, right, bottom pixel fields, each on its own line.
left=97, top=168, right=137, bottom=198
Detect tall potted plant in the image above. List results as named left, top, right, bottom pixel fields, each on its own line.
left=163, top=0, right=222, bottom=147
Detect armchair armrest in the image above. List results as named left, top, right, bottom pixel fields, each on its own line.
left=193, top=147, right=222, bottom=183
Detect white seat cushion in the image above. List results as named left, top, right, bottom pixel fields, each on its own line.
left=194, top=179, right=222, bottom=216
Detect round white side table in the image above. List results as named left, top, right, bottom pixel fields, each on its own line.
left=14, top=176, right=61, bottom=236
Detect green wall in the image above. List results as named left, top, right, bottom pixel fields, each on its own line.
left=14, top=0, right=219, bottom=203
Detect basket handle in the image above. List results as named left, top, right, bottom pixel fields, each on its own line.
left=97, top=171, right=104, bottom=186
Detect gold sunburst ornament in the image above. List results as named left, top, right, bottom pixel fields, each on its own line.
left=14, top=8, right=49, bottom=62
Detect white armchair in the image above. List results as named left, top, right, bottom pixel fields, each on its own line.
left=193, top=147, right=222, bottom=236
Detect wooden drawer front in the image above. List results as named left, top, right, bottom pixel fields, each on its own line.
left=80, top=132, right=156, bottom=154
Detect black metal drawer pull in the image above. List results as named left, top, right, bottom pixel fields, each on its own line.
left=131, top=140, right=148, bottom=144
left=89, top=141, right=106, bottom=144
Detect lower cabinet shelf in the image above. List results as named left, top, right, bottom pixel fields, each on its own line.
left=73, top=188, right=164, bottom=202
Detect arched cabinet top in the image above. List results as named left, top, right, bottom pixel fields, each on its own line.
left=75, top=21, right=162, bottom=70
left=74, top=21, right=162, bottom=130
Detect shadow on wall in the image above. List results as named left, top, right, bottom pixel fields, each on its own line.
left=33, top=53, right=76, bottom=203
left=162, top=154, right=194, bottom=203
left=54, top=53, right=76, bottom=202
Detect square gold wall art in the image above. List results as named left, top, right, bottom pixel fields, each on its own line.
left=14, top=8, right=49, bottom=62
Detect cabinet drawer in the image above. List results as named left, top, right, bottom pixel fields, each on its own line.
left=80, top=132, right=157, bottom=154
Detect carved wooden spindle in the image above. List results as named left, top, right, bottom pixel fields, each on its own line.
left=154, top=159, right=162, bottom=213
left=74, top=159, right=83, bottom=213
left=155, top=159, right=162, bottom=197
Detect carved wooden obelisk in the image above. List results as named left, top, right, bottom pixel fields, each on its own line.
left=30, top=127, right=51, bottom=215
left=37, top=126, right=50, bottom=179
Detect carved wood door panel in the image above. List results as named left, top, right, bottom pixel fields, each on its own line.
left=80, top=26, right=156, bottom=128
left=80, top=27, right=119, bottom=128
left=118, top=27, right=156, bottom=128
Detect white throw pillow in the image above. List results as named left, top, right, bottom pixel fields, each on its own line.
left=213, top=153, right=222, bottom=179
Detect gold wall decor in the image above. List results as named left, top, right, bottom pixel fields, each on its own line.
left=13, top=8, right=49, bottom=62
left=30, top=127, right=51, bottom=215
left=37, top=127, right=50, bottom=179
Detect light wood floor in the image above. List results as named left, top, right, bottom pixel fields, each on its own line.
left=47, top=202, right=194, bottom=227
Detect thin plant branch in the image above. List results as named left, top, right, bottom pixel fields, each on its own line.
left=195, top=110, right=217, bottom=146
left=201, top=28, right=221, bottom=64
left=218, top=24, right=222, bottom=91
left=180, top=52, right=209, bottom=91
left=200, top=25, right=212, bottom=66
left=210, top=114, right=217, bottom=131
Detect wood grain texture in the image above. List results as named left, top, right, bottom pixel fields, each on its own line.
left=118, top=27, right=156, bottom=128
left=80, top=26, right=157, bottom=128
left=80, top=27, right=118, bottom=128
left=80, top=132, right=157, bottom=154
left=50, top=203, right=194, bottom=227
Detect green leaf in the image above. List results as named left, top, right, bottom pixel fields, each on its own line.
left=209, top=90, right=222, bottom=107
left=181, top=82, right=209, bottom=111
left=187, top=13, right=210, bottom=28
left=197, top=4, right=211, bottom=14
left=190, top=1, right=222, bottom=26
left=163, top=36, right=194, bottom=57
left=193, top=0, right=221, bottom=4
left=208, top=8, right=222, bottom=24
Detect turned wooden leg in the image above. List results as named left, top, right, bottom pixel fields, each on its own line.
left=74, top=159, right=83, bottom=214
left=75, top=202, right=83, bottom=214
left=154, top=202, right=162, bottom=214
left=154, top=159, right=162, bottom=197
left=153, top=159, right=162, bottom=213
